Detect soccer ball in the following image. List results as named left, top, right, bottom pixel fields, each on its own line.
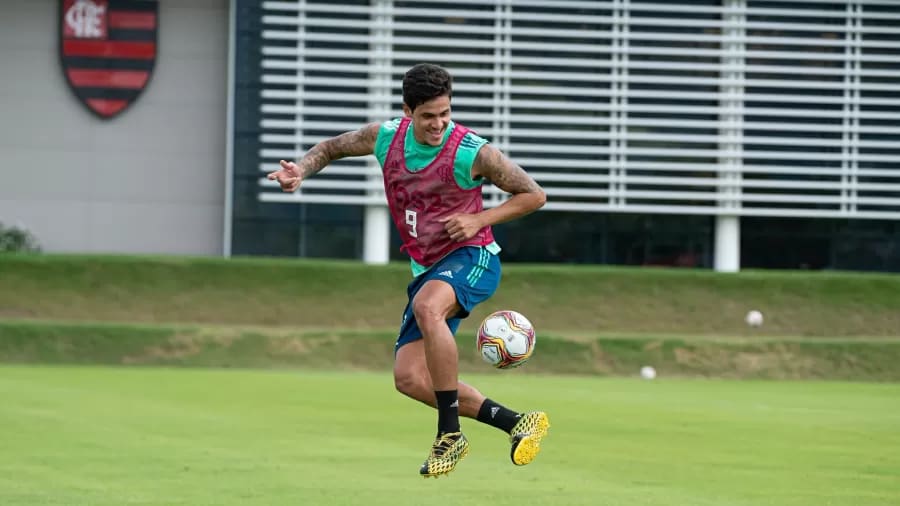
left=476, top=310, right=536, bottom=369
left=640, top=366, right=657, bottom=380
left=745, top=309, right=764, bottom=327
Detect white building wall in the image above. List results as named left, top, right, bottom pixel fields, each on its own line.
left=0, top=0, right=229, bottom=255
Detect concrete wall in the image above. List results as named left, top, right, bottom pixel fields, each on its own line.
left=0, top=0, right=228, bottom=255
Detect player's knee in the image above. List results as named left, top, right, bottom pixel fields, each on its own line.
left=411, top=297, right=443, bottom=325
left=393, top=369, right=425, bottom=397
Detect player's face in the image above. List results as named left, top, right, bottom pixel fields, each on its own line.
left=405, top=94, right=451, bottom=146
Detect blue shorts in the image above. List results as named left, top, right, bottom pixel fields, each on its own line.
left=395, top=246, right=501, bottom=352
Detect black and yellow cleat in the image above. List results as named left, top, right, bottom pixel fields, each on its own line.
left=420, top=432, right=469, bottom=478
left=509, top=411, right=550, bottom=466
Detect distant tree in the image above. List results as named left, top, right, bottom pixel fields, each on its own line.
left=0, top=222, right=41, bottom=253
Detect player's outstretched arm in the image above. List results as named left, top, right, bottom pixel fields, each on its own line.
left=472, top=144, right=547, bottom=224
left=267, top=122, right=380, bottom=192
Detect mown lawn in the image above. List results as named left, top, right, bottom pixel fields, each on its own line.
left=1, top=366, right=898, bottom=506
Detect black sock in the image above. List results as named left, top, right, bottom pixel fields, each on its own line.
left=435, top=390, right=460, bottom=434
left=476, top=398, right=521, bottom=434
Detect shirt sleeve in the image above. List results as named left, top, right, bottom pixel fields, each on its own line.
left=453, top=131, right=490, bottom=190
left=374, top=118, right=402, bottom=167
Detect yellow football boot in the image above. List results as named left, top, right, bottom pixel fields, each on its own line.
left=509, top=411, right=550, bottom=465
left=420, top=432, right=469, bottom=478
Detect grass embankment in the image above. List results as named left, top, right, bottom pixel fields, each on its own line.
left=1, top=253, right=898, bottom=336
left=2, top=320, right=899, bottom=381
left=0, top=254, right=898, bottom=379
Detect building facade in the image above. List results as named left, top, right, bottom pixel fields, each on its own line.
left=1, top=1, right=896, bottom=272
left=230, top=0, right=900, bottom=272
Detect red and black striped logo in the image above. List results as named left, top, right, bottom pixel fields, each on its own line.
left=59, top=0, right=158, bottom=119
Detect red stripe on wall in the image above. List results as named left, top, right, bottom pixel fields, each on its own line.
left=108, top=11, right=157, bottom=30
left=63, top=40, right=155, bottom=59
left=86, top=98, right=128, bottom=117
left=68, top=69, right=149, bottom=89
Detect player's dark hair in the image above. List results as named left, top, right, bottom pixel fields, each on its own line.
left=402, top=63, right=452, bottom=112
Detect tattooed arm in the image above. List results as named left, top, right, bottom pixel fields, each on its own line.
left=472, top=144, right=547, bottom=224
left=267, top=123, right=380, bottom=192
left=441, top=144, right=547, bottom=241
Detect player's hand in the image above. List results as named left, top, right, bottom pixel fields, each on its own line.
left=267, top=160, right=303, bottom=192
left=440, top=213, right=485, bottom=242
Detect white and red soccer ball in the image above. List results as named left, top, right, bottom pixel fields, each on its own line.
left=476, top=310, right=536, bottom=369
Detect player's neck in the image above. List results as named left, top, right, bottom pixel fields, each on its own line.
left=409, top=121, right=453, bottom=148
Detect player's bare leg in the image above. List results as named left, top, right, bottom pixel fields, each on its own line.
left=412, top=280, right=460, bottom=394
left=410, top=280, right=469, bottom=477
left=395, top=324, right=550, bottom=470
left=394, top=339, right=486, bottom=417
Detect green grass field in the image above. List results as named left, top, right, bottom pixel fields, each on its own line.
left=2, top=254, right=898, bottom=504
left=1, top=365, right=898, bottom=506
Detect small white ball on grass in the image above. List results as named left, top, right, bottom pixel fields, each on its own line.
left=745, top=309, right=764, bottom=327
left=640, top=366, right=657, bottom=380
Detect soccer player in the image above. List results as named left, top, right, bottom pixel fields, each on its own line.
left=267, top=63, right=549, bottom=478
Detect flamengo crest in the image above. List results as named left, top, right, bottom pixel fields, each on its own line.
left=60, top=0, right=158, bottom=119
